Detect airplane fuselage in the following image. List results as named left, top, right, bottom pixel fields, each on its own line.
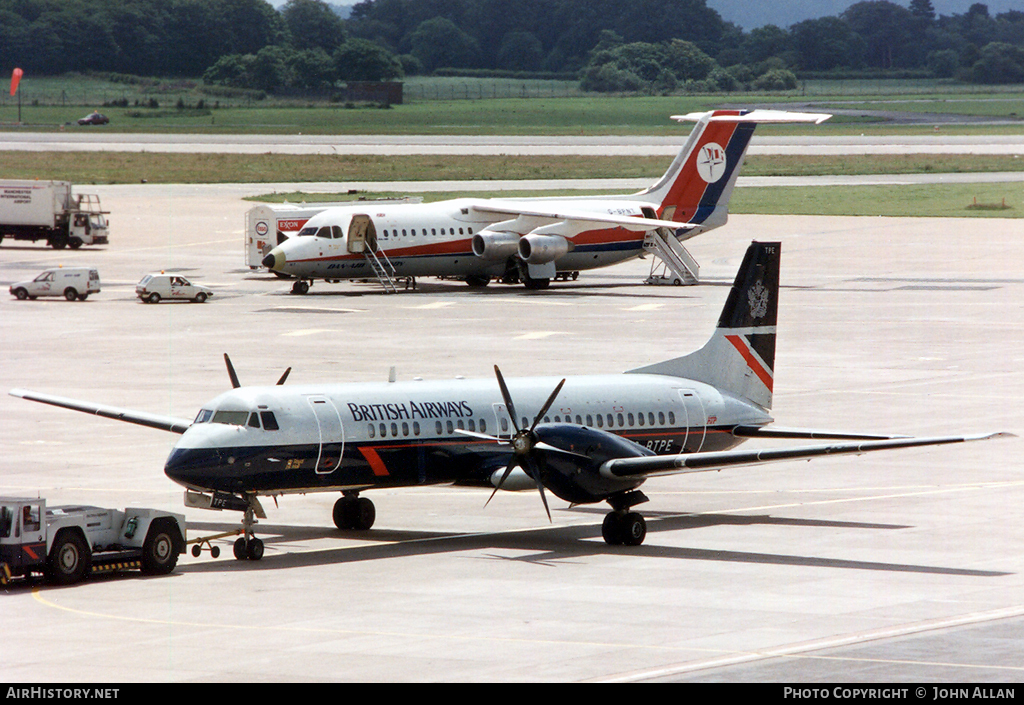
left=164, top=373, right=771, bottom=504
left=265, top=196, right=671, bottom=282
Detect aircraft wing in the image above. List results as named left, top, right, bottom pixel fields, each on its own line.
left=600, top=432, right=1011, bottom=480
left=470, top=202, right=696, bottom=234
left=9, top=388, right=192, bottom=434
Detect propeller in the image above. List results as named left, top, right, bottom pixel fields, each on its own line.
left=224, top=354, right=292, bottom=389
left=484, top=365, right=566, bottom=521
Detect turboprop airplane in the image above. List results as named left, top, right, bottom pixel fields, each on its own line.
left=10, top=242, right=1006, bottom=560
left=260, top=109, right=830, bottom=293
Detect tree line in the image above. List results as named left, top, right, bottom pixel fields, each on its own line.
left=1, top=0, right=1022, bottom=93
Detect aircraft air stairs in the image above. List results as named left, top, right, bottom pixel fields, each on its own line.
left=643, top=228, right=699, bottom=286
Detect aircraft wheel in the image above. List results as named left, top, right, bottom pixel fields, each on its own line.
left=291, top=280, right=309, bottom=295
left=602, top=512, right=624, bottom=545
left=523, top=276, right=550, bottom=290
left=233, top=537, right=247, bottom=560
left=465, top=275, right=490, bottom=288
left=602, top=512, right=646, bottom=546
left=247, top=537, right=264, bottom=561
left=333, top=496, right=375, bottom=530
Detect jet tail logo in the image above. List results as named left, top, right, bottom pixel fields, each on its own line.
left=696, top=142, right=727, bottom=183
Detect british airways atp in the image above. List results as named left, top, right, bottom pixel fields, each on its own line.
left=10, top=242, right=1007, bottom=560
left=261, top=110, right=830, bottom=293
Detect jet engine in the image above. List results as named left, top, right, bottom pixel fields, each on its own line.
left=472, top=231, right=520, bottom=260
left=517, top=234, right=570, bottom=265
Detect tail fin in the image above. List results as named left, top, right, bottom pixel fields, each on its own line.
left=636, top=110, right=830, bottom=234
left=627, top=241, right=780, bottom=411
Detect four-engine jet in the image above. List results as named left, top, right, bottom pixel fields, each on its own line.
left=260, top=110, right=830, bottom=293
left=10, top=242, right=1006, bottom=560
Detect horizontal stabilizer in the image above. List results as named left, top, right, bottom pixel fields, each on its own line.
left=600, top=432, right=1012, bottom=480
left=9, top=388, right=192, bottom=434
left=671, top=110, right=832, bottom=124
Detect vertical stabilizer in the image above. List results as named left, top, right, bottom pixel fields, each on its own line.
left=626, top=241, right=780, bottom=411
left=635, top=111, right=830, bottom=236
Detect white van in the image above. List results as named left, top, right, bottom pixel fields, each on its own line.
left=136, top=273, right=213, bottom=303
left=10, top=267, right=101, bottom=301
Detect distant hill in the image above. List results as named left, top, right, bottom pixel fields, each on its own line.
left=708, top=0, right=1023, bottom=30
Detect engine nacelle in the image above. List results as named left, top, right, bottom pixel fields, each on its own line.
left=518, top=234, right=570, bottom=265
left=488, top=466, right=536, bottom=492
left=472, top=231, right=520, bottom=260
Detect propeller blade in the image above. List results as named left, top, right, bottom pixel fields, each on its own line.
left=534, top=440, right=589, bottom=458
left=224, top=354, right=241, bottom=389
left=493, top=365, right=520, bottom=432
left=454, top=428, right=505, bottom=443
left=529, top=378, right=566, bottom=433
left=524, top=456, right=552, bottom=522
left=276, top=367, right=292, bottom=386
left=484, top=456, right=520, bottom=508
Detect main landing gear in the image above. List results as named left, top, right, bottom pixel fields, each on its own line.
left=333, top=492, right=375, bottom=531
left=601, top=490, right=649, bottom=546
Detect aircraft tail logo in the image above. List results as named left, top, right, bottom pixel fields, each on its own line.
left=635, top=110, right=830, bottom=232
left=627, top=241, right=781, bottom=411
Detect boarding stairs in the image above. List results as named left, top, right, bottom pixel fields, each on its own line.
left=362, top=247, right=406, bottom=293
left=643, top=228, right=700, bottom=286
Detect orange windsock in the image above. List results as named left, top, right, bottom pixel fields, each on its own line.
left=10, top=68, right=22, bottom=96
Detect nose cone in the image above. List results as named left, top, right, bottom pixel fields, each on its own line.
left=262, top=247, right=285, bottom=270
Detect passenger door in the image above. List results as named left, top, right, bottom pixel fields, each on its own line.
left=307, top=396, right=344, bottom=474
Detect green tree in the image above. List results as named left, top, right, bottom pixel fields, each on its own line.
left=282, top=0, right=347, bottom=52
left=334, top=37, right=404, bottom=80
left=407, top=17, right=479, bottom=71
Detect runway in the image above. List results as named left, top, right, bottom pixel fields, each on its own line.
left=2, top=131, right=1023, bottom=156
left=1, top=183, right=1021, bottom=682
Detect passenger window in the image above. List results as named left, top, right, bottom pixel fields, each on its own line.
left=480, top=419, right=486, bottom=434
left=379, top=423, right=386, bottom=437
left=402, top=422, right=409, bottom=437
left=668, top=412, right=676, bottom=425
left=413, top=421, right=421, bottom=436
left=627, top=413, right=634, bottom=426
left=500, top=418, right=508, bottom=433
left=586, top=415, right=593, bottom=426
left=596, top=415, right=603, bottom=428
left=649, top=412, right=655, bottom=425
left=446, top=420, right=454, bottom=434
left=468, top=419, right=475, bottom=432
left=391, top=422, right=398, bottom=436
left=260, top=412, right=279, bottom=430
left=436, top=421, right=443, bottom=435
left=658, top=412, right=665, bottom=425
left=368, top=424, right=375, bottom=439
left=637, top=413, right=644, bottom=427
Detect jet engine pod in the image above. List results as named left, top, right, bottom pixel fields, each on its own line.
left=472, top=231, right=520, bottom=260
left=518, top=234, right=570, bottom=265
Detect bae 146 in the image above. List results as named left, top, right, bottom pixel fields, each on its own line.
left=259, top=110, right=830, bottom=293
left=10, top=242, right=1008, bottom=560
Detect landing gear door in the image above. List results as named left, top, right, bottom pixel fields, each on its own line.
left=677, top=389, right=707, bottom=453
left=307, top=396, right=345, bottom=474
left=347, top=214, right=377, bottom=254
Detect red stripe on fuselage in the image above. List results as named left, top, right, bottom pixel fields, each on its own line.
left=725, top=334, right=774, bottom=392
left=358, top=447, right=390, bottom=476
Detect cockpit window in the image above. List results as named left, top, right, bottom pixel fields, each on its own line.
left=211, top=410, right=250, bottom=426
left=260, top=411, right=280, bottom=431
left=299, top=226, right=317, bottom=236
left=316, top=226, right=332, bottom=238
left=195, top=409, right=213, bottom=423
left=248, top=412, right=261, bottom=429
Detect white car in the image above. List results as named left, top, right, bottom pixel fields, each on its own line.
left=136, top=273, right=213, bottom=303
left=10, top=267, right=100, bottom=301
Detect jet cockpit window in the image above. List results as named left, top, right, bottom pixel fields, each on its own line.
left=316, top=226, right=332, bottom=238
left=299, top=226, right=317, bottom=236
left=211, top=410, right=250, bottom=426
left=248, top=412, right=261, bottom=429
left=195, top=409, right=213, bottom=424
left=332, top=225, right=343, bottom=239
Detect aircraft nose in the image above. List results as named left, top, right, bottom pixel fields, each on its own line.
left=262, top=248, right=285, bottom=270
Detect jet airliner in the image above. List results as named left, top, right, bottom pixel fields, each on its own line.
left=260, top=110, right=830, bottom=293
left=11, top=242, right=1006, bottom=559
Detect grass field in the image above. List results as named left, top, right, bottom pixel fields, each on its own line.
left=251, top=181, right=1023, bottom=219
left=0, top=152, right=1020, bottom=185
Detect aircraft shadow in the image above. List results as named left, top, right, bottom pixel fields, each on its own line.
left=178, top=513, right=1010, bottom=578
